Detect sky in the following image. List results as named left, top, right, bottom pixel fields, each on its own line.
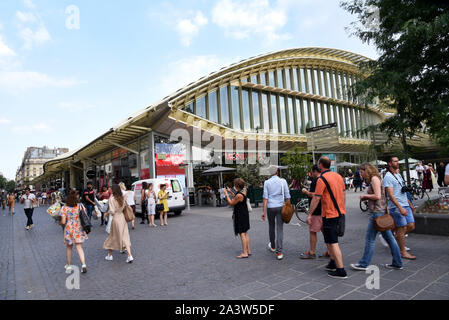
left=0, top=0, right=378, bottom=180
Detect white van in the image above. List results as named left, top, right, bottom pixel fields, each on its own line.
left=132, top=178, right=185, bottom=216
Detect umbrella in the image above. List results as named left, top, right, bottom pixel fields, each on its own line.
left=336, top=162, right=358, bottom=167
left=399, top=158, right=419, bottom=164
left=202, top=166, right=236, bottom=187
left=370, top=160, right=387, bottom=166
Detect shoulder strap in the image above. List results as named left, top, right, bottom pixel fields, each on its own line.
left=319, top=173, right=342, bottom=217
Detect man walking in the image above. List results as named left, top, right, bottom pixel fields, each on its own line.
left=262, top=166, right=291, bottom=260
left=384, top=156, right=416, bottom=260
left=300, top=165, right=323, bottom=259
left=415, top=161, right=424, bottom=182
left=308, top=157, right=348, bottom=279
left=83, top=182, right=96, bottom=220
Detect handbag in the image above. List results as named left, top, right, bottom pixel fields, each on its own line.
left=78, top=204, right=92, bottom=234
left=156, top=203, right=165, bottom=212
left=124, top=204, right=135, bottom=222
left=280, top=179, right=294, bottom=223
left=319, top=173, right=345, bottom=237
left=373, top=190, right=396, bottom=232
left=246, top=198, right=252, bottom=212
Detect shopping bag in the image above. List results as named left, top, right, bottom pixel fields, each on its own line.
left=105, top=215, right=113, bottom=234
left=93, top=205, right=101, bottom=220
left=47, top=202, right=62, bottom=219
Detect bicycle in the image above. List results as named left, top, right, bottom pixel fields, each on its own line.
left=295, top=198, right=309, bottom=223
left=359, top=199, right=369, bottom=213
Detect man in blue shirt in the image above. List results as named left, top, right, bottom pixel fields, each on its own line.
left=383, top=156, right=416, bottom=260
left=262, top=166, right=291, bottom=260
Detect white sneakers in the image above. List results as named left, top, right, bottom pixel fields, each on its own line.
left=126, top=256, right=134, bottom=263
left=105, top=254, right=113, bottom=261
left=267, top=242, right=276, bottom=253
left=81, top=264, right=87, bottom=273
left=276, top=253, right=284, bottom=260
left=64, top=265, right=72, bottom=274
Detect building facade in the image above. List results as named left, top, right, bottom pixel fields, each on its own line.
left=16, top=147, right=69, bottom=189
left=34, top=48, right=386, bottom=192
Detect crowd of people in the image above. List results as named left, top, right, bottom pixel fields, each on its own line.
left=5, top=157, right=449, bottom=279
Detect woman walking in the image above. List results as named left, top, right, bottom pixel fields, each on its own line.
left=157, top=184, right=169, bottom=226
left=140, top=182, right=149, bottom=225
left=120, top=183, right=136, bottom=230
left=350, top=163, right=403, bottom=271
left=21, top=188, right=37, bottom=230
left=147, top=183, right=157, bottom=227
left=98, top=186, right=111, bottom=226
left=60, top=190, right=88, bottom=274
left=422, top=165, right=433, bottom=192
left=7, top=193, right=15, bottom=215
left=104, top=184, right=134, bottom=263
left=223, top=178, right=251, bottom=259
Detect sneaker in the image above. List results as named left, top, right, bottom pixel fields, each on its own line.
left=385, top=264, right=403, bottom=270
left=25, top=226, right=30, bottom=230
left=126, top=256, right=134, bottom=263
left=276, top=253, right=284, bottom=260
left=30, top=224, right=34, bottom=228
left=65, top=265, right=73, bottom=274
left=81, top=264, right=87, bottom=273
left=325, top=262, right=337, bottom=272
left=379, top=234, right=389, bottom=247
left=267, top=242, right=276, bottom=253
left=105, top=255, right=113, bottom=261
left=350, top=263, right=368, bottom=271
left=328, top=270, right=348, bottom=279
left=120, top=249, right=126, bottom=254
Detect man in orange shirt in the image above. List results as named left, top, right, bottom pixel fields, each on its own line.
left=308, top=156, right=347, bottom=279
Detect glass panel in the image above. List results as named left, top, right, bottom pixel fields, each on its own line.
left=335, top=105, right=342, bottom=135
left=208, top=90, right=218, bottom=123
left=220, top=86, right=230, bottom=127
left=292, top=68, right=299, bottom=91
left=195, top=96, right=206, bottom=118
left=242, top=77, right=249, bottom=83
left=333, top=72, right=340, bottom=99
left=279, top=95, right=287, bottom=133
left=307, top=69, right=313, bottom=93
left=250, top=74, right=257, bottom=84
left=339, top=73, right=344, bottom=100
left=261, top=93, right=270, bottom=133
left=316, top=101, right=322, bottom=126
left=185, top=102, right=194, bottom=114
left=242, top=89, right=251, bottom=132
left=341, top=106, right=347, bottom=136
left=348, top=76, right=353, bottom=102
left=288, top=97, right=295, bottom=134
left=231, top=86, right=241, bottom=130
left=329, top=104, right=334, bottom=123
left=171, top=180, right=182, bottom=193
left=342, top=74, right=348, bottom=101
left=296, top=98, right=303, bottom=133
left=323, top=103, right=328, bottom=124
left=309, top=100, right=316, bottom=128
left=285, top=68, right=291, bottom=90
left=300, top=68, right=306, bottom=93
left=260, top=72, right=266, bottom=85
left=270, top=94, right=278, bottom=133
left=268, top=71, right=275, bottom=87
left=327, top=71, right=333, bottom=98
left=314, top=69, right=320, bottom=95
left=277, top=69, right=284, bottom=89
left=320, top=70, right=325, bottom=96
left=252, top=91, right=261, bottom=131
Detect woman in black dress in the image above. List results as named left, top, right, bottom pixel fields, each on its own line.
left=224, top=178, right=251, bottom=259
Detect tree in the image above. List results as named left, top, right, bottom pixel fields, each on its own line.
left=236, top=163, right=265, bottom=187
left=341, top=0, right=449, bottom=183
left=281, top=146, right=313, bottom=185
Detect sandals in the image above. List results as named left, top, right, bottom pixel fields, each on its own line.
left=300, top=251, right=316, bottom=259
left=236, top=253, right=249, bottom=259
left=401, top=254, right=416, bottom=260
left=319, top=252, right=330, bottom=258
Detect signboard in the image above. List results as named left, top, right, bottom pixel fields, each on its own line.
left=86, top=170, right=96, bottom=179
left=155, top=143, right=186, bottom=193
left=306, top=123, right=339, bottom=151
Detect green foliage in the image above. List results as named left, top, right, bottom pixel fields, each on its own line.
left=0, top=174, right=15, bottom=193
left=236, top=163, right=265, bottom=187
left=281, top=146, right=313, bottom=184
left=341, top=0, right=449, bottom=150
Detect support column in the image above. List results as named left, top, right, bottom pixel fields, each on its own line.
left=70, top=165, right=76, bottom=190
left=148, top=131, right=156, bottom=179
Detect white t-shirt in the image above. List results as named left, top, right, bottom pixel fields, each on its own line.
left=146, top=190, right=157, bottom=204
left=22, top=194, right=36, bottom=209
left=416, top=165, right=424, bottom=173
left=445, top=164, right=449, bottom=176
left=124, top=190, right=135, bottom=206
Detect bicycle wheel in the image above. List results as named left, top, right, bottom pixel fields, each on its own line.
left=359, top=200, right=369, bottom=212
left=295, top=202, right=308, bottom=223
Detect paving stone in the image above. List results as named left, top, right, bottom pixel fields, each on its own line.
left=338, top=290, right=376, bottom=300
left=389, top=280, right=429, bottom=296
left=295, top=282, right=330, bottom=294
left=277, top=289, right=310, bottom=300
left=246, top=288, right=281, bottom=300
left=374, top=291, right=412, bottom=300
left=411, top=291, right=449, bottom=300
left=421, top=282, right=449, bottom=297
left=310, top=283, right=357, bottom=300
left=269, top=280, right=300, bottom=293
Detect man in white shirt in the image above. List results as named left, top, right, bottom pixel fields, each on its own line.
left=21, top=188, right=37, bottom=230
left=415, top=162, right=424, bottom=181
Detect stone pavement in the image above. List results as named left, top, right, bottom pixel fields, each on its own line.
left=0, top=190, right=448, bottom=300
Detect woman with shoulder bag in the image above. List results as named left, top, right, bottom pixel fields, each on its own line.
left=157, top=184, right=169, bottom=226
left=223, top=178, right=251, bottom=259
left=104, top=184, right=134, bottom=263
left=60, top=190, right=88, bottom=274
left=147, top=183, right=158, bottom=227
left=350, top=163, right=403, bottom=271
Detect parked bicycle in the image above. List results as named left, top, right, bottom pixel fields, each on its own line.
left=359, top=199, right=369, bottom=213
left=295, top=197, right=309, bottom=223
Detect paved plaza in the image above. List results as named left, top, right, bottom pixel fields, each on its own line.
left=1, top=191, right=448, bottom=300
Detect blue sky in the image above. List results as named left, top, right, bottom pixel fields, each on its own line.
left=0, top=0, right=378, bottom=180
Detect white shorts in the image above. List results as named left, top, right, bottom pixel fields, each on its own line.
left=147, top=203, right=156, bottom=215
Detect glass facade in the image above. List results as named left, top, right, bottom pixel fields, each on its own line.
left=178, top=65, right=379, bottom=137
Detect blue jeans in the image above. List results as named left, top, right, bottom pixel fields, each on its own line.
left=358, top=211, right=402, bottom=268
left=85, top=204, right=94, bottom=219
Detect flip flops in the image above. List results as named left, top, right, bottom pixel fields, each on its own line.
left=300, top=251, right=316, bottom=259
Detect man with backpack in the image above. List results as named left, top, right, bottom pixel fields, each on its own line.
left=308, top=157, right=348, bottom=279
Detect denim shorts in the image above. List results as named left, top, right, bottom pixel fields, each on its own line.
left=389, top=206, right=414, bottom=228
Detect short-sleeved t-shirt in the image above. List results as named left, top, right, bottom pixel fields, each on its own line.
left=21, top=194, right=36, bottom=209
left=83, top=188, right=95, bottom=205
left=383, top=171, right=409, bottom=209
left=315, top=171, right=346, bottom=219
left=309, top=178, right=322, bottom=216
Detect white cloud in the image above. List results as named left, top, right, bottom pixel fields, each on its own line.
left=0, top=117, right=11, bottom=124
left=16, top=1, right=51, bottom=50
left=0, top=71, right=84, bottom=93
left=12, top=122, right=52, bottom=134
left=175, top=11, right=208, bottom=46
left=152, top=55, right=237, bottom=98
left=0, top=37, right=16, bottom=57
left=24, top=0, right=36, bottom=9
left=19, top=24, right=51, bottom=49
left=16, top=11, right=37, bottom=23
left=212, top=0, right=291, bottom=43
left=59, top=102, right=97, bottom=113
